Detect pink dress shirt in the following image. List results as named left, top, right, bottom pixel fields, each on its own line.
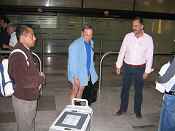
left=116, top=32, right=154, bottom=73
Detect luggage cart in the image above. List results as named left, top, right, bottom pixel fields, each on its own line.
left=49, top=98, right=93, bottom=131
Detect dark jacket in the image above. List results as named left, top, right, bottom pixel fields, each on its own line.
left=0, top=29, right=10, bottom=49
left=8, top=43, right=43, bottom=100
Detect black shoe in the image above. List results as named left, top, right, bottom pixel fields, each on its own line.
left=136, top=112, right=142, bottom=119
left=115, top=109, right=126, bottom=116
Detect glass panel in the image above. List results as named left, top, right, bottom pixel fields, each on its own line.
left=0, top=0, right=81, bottom=7
left=85, top=0, right=133, bottom=10
left=7, top=14, right=175, bottom=55
left=144, top=19, right=175, bottom=54
left=135, top=0, right=175, bottom=13
left=84, top=17, right=131, bottom=52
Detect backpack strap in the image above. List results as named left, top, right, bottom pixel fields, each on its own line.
left=10, top=49, right=29, bottom=66
left=0, top=64, right=5, bottom=96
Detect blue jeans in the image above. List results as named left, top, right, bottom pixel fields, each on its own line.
left=120, top=63, right=145, bottom=113
left=158, top=94, right=175, bottom=131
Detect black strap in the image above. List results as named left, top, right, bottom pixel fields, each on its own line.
left=165, top=91, right=175, bottom=96
left=0, top=64, right=5, bottom=96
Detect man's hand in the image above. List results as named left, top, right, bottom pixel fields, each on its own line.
left=143, top=72, right=149, bottom=80
left=40, top=72, right=46, bottom=85
left=40, top=72, right=45, bottom=79
left=116, top=68, right=121, bottom=75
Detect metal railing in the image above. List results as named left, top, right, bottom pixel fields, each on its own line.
left=98, top=51, right=118, bottom=97
left=98, top=51, right=175, bottom=97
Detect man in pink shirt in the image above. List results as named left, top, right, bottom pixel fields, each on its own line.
left=115, top=17, right=154, bottom=118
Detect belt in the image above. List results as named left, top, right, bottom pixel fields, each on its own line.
left=125, top=63, right=145, bottom=68
left=165, top=91, right=175, bottom=96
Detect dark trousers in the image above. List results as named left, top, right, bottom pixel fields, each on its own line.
left=120, top=63, right=145, bottom=113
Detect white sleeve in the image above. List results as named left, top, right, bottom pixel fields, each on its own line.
left=116, top=35, right=127, bottom=68
left=145, top=37, right=154, bottom=73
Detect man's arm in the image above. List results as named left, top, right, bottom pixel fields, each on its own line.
left=68, top=45, right=78, bottom=82
left=145, top=38, right=154, bottom=74
left=143, top=38, right=154, bottom=79
left=116, top=35, right=127, bottom=74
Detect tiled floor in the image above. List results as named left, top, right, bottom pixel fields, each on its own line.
left=0, top=54, right=165, bottom=131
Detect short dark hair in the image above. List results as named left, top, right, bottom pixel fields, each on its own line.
left=132, top=16, right=144, bottom=24
left=0, top=15, right=10, bottom=24
left=81, top=24, right=94, bottom=32
left=16, top=25, right=31, bottom=41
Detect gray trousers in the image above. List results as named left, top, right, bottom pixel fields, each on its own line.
left=12, top=95, right=37, bottom=131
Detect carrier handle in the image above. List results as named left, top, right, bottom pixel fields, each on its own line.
left=72, top=98, right=88, bottom=106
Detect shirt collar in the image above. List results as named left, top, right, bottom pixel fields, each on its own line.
left=11, top=32, right=16, bottom=36
left=17, top=43, right=30, bottom=51
left=80, top=36, right=93, bottom=45
left=84, top=41, right=91, bottom=45
left=132, top=32, right=145, bottom=39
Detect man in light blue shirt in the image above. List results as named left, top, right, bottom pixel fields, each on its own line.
left=67, top=25, right=98, bottom=102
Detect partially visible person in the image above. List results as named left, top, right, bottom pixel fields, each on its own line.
left=8, top=25, right=45, bottom=131
left=115, top=17, right=154, bottom=118
left=0, top=15, right=9, bottom=32
left=67, top=24, right=98, bottom=103
left=0, top=16, right=4, bottom=32
left=7, top=24, right=17, bottom=48
left=0, top=16, right=11, bottom=50
left=156, top=56, right=175, bottom=131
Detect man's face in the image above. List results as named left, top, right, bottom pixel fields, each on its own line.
left=82, top=29, right=93, bottom=43
left=22, top=28, right=36, bottom=48
left=7, top=26, right=14, bottom=34
left=132, top=20, right=144, bottom=36
left=0, top=19, right=4, bottom=27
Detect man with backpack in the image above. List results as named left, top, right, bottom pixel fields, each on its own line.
left=8, top=25, right=45, bottom=131
left=156, top=56, right=175, bottom=131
